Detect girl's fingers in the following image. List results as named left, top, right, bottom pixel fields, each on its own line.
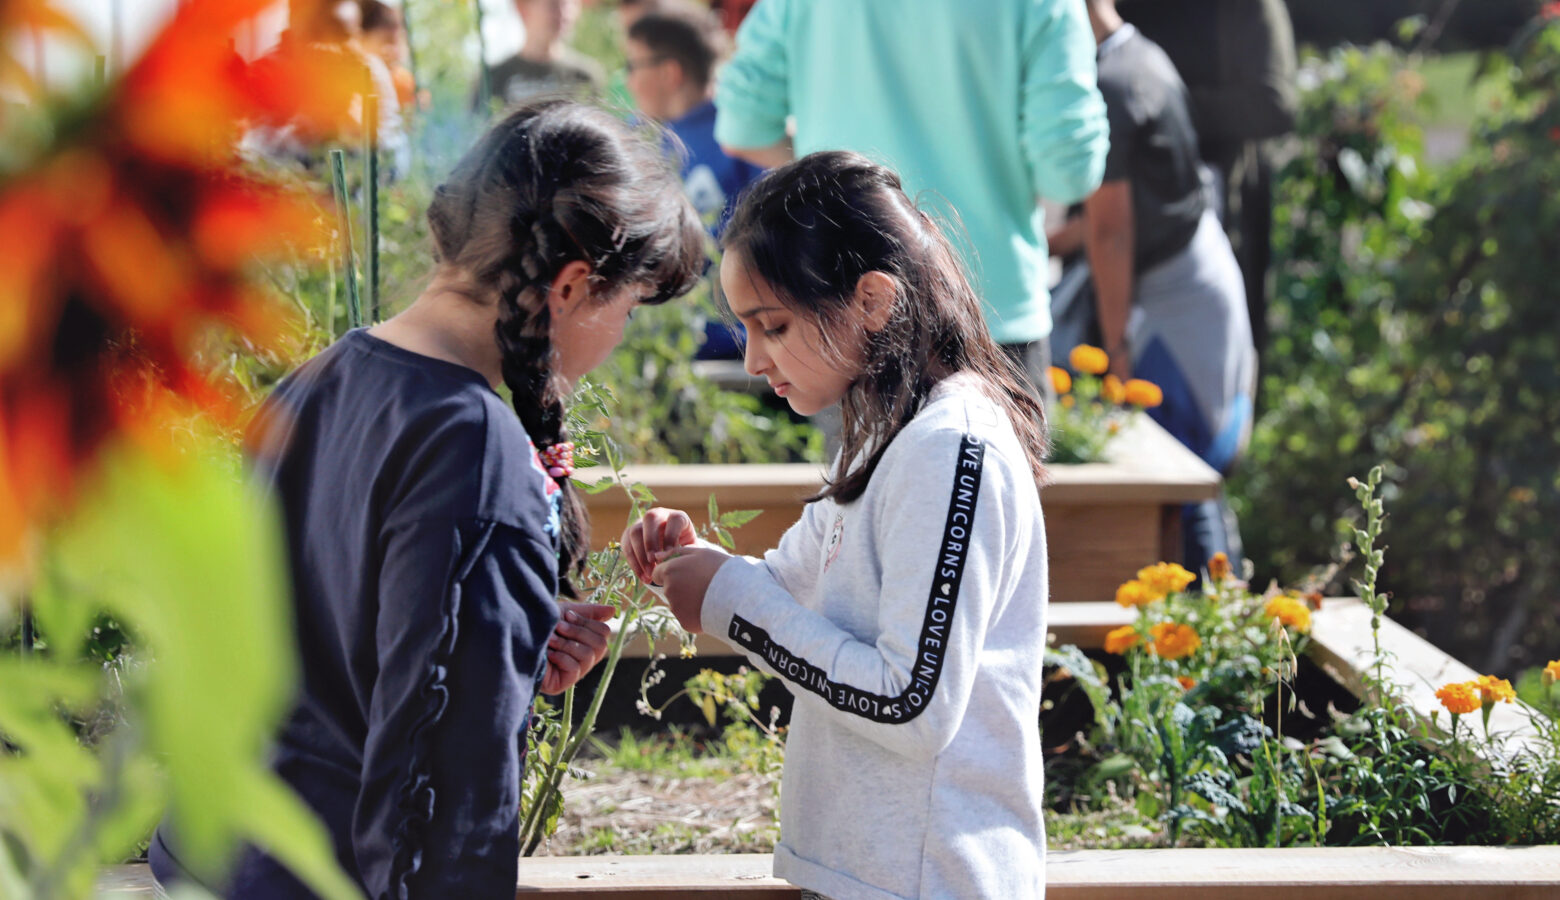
left=563, top=602, right=616, bottom=623
left=546, top=647, right=581, bottom=675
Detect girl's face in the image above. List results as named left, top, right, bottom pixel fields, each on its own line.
left=548, top=263, right=644, bottom=387
left=721, top=249, right=866, bottom=417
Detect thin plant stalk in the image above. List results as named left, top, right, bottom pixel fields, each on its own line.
left=472, top=0, right=491, bottom=113
left=399, top=0, right=422, bottom=95
left=363, top=95, right=381, bottom=323
left=328, top=149, right=361, bottom=330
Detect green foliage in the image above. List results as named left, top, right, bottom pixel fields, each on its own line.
left=1, top=440, right=360, bottom=900
left=1234, top=22, right=1560, bottom=674
left=583, top=289, right=823, bottom=465
left=1049, top=470, right=1560, bottom=848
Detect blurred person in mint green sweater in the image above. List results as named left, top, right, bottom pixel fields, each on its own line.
left=713, top=0, right=1108, bottom=394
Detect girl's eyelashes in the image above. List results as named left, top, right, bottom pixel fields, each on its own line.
left=762, top=323, right=787, bottom=338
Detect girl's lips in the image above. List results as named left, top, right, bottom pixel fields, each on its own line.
left=771, top=382, right=790, bottom=396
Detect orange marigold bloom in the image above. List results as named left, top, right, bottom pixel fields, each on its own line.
left=1137, top=561, right=1196, bottom=597
left=1114, top=579, right=1157, bottom=608
left=1103, top=626, right=1140, bottom=655
left=1207, top=552, right=1230, bottom=583
left=1148, top=622, right=1201, bottom=660
left=1124, top=378, right=1163, bottom=408
left=1047, top=366, right=1072, bottom=395
left=1475, top=674, right=1516, bottom=705
left=1264, top=595, right=1312, bottom=633
left=1436, top=682, right=1481, bottom=716
left=1069, top=344, right=1109, bottom=376
left=1101, top=374, right=1127, bottom=404
left=1544, top=660, right=1560, bottom=687
left=1176, top=675, right=1197, bottom=690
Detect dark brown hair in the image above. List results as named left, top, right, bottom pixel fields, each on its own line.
left=721, top=151, right=1048, bottom=503
left=627, top=7, right=723, bottom=89
left=428, top=99, right=704, bottom=593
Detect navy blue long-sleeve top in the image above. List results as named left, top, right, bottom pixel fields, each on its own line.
left=151, top=329, right=562, bottom=899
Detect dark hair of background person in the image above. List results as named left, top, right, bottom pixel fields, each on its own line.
left=427, top=99, right=705, bottom=593
left=358, top=0, right=399, bottom=34
left=289, top=0, right=357, bottom=42
left=721, top=151, right=1049, bottom=504
left=627, top=7, right=723, bottom=89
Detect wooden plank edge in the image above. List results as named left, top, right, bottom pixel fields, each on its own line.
left=101, top=846, right=1560, bottom=897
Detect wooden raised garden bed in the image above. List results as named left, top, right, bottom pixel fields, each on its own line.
left=581, top=414, right=1220, bottom=604
left=100, top=599, right=1560, bottom=898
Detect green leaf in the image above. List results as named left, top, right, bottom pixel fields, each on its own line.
left=46, top=442, right=359, bottom=898
left=717, top=509, right=763, bottom=529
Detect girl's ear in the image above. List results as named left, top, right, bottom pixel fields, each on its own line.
left=548, top=260, right=595, bottom=317
left=854, top=271, right=899, bottom=333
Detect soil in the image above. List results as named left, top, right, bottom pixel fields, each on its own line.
left=533, top=763, right=779, bottom=856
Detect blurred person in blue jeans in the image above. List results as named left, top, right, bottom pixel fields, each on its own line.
left=625, top=5, right=763, bottom=360
left=712, top=0, right=1109, bottom=397
left=1048, top=0, right=1255, bottom=569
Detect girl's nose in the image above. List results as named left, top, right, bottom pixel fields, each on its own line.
left=743, top=339, right=768, bottom=377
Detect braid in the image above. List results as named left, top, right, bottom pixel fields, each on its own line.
left=426, top=99, right=705, bottom=597
left=493, top=223, right=592, bottom=597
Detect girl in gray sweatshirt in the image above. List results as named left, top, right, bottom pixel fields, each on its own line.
left=625, top=151, right=1052, bottom=900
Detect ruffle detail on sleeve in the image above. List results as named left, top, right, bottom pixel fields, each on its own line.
left=386, top=522, right=497, bottom=899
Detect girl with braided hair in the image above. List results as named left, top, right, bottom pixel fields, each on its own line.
left=623, top=151, right=1051, bottom=900
left=149, top=99, right=703, bottom=898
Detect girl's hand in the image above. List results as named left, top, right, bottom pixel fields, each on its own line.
left=621, top=507, right=697, bottom=583
left=649, top=547, right=731, bottom=634
left=540, top=601, right=615, bottom=695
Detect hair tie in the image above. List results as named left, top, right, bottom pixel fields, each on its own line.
left=538, top=441, right=575, bottom=479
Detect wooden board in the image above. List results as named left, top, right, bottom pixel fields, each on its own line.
left=100, top=845, right=1560, bottom=899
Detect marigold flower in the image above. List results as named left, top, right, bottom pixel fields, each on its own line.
left=1114, top=579, right=1157, bottom=608
left=1047, top=366, right=1072, bottom=395
left=1544, top=660, right=1560, bottom=687
left=1069, top=344, right=1109, bottom=376
left=1436, top=682, right=1481, bottom=716
left=1103, top=625, right=1140, bottom=655
left=1148, top=622, right=1200, bottom=660
left=1060, top=394, right=1075, bottom=409
left=1207, top=552, right=1230, bottom=583
left=1101, top=374, right=1126, bottom=404
left=1137, top=562, right=1196, bottom=598
left=1124, top=379, right=1163, bottom=408
left=1176, top=675, right=1197, bottom=690
left=1264, top=595, right=1312, bottom=633
left=1475, top=674, right=1516, bottom=706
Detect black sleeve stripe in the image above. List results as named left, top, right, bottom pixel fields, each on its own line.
left=727, top=433, right=986, bottom=724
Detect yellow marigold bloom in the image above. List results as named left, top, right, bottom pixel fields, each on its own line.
left=1114, top=579, right=1158, bottom=608
left=1137, top=562, right=1196, bottom=597
left=1048, top=366, right=1072, bottom=395
left=1069, top=344, right=1110, bottom=375
left=1264, top=595, right=1312, bottom=633
left=1124, top=378, right=1163, bottom=408
left=1148, top=622, right=1201, bottom=660
left=1475, top=674, right=1516, bottom=705
left=1177, top=675, right=1197, bottom=690
left=1103, top=625, right=1140, bottom=655
left=1436, top=681, right=1481, bottom=715
left=1101, top=374, right=1127, bottom=404
left=1207, top=552, right=1230, bottom=583
left=1544, top=660, right=1560, bottom=687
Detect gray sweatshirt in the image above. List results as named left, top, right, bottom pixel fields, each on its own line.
left=702, top=376, right=1049, bottom=900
